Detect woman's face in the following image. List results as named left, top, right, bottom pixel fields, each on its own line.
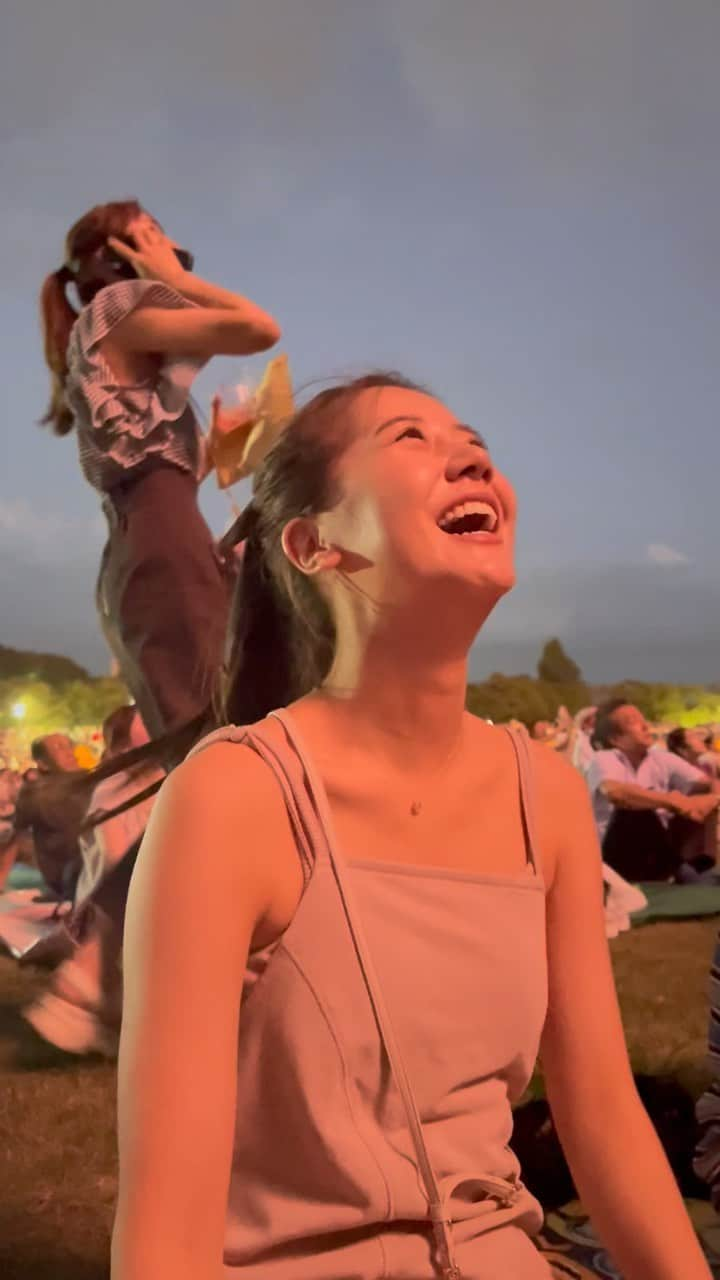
left=316, top=385, right=517, bottom=614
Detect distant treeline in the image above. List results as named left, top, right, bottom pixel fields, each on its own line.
left=2, top=639, right=717, bottom=736
left=466, top=638, right=720, bottom=729
left=0, top=643, right=89, bottom=685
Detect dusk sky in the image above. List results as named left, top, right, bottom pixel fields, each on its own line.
left=2, top=1, right=719, bottom=683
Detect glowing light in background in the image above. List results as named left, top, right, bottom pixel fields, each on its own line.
left=11, top=702, right=26, bottom=720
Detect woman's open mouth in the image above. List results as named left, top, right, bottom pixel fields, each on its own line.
left=436, top=500, right=500, bottom=538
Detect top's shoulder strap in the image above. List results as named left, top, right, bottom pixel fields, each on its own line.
left=188, top=720, right=316, bottom=886
left=186, top=724, right=250, bottom=760
left=269, top=708, right=462, bottom=1279
left=501, top=726, right=543, bottom=877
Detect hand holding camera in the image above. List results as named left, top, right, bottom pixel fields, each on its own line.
left=107, top=223, right=189, bottom=288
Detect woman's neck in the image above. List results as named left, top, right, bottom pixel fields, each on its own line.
left=315, top=624, right=471, bottom=772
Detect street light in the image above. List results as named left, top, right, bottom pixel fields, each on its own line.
left=11, top=702, right=26, bottom=720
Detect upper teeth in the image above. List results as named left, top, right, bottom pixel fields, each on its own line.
left=438, top=500, right=498, bottom=531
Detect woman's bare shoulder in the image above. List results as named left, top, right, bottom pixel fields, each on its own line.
left=140, top=736, right=297, bottom=905
left=170, top=736, right=282, bottom=802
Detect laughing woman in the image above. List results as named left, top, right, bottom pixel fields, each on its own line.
left=114, top=375, right=709, bottom=1279
left=39, top=200, right=280, bottom=737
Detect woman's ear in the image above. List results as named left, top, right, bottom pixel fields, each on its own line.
left=281, top=516, right=342, bottom=577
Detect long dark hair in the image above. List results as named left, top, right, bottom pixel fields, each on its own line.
left=39, top=198, right=144, bottom=436
left=75, top=371, right=427, bottom=829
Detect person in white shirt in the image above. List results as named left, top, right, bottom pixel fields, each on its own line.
left=588, top=700, right=719, bottom=882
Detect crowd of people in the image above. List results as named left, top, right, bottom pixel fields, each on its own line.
left=532, top=705, right=720, bottom=885
left=0, top=196, right=714, bottom=1278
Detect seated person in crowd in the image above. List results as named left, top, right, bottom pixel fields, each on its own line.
left=667, top=726, right=720, bottom=783
left=588, top=700, right=720, bottom=882
left=12, top=733, right=89, bottom=899
left=531, top=719, right=552, bottom=743
left=0, top=767, right=21, bottom=889
left=24, top=705, right=162, bottom=1056
left=531, top=718, right=569, bottom=751
left=74, top=705, right=158, bottom=906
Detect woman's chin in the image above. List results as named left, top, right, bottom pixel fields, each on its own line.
left=485, top=563, right=516, bottom=595
left=452, top=555, right=516, bottom=598
left=414, top=563, right=516, bottom=615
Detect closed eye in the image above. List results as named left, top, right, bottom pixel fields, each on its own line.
left=462, top=429, right=489, bottom=451
left=395, top=425, right=426, bottom=442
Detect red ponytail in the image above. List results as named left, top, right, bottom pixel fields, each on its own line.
left=39, top=268, right=79, bottom=436
left=38, top=198, right=144, bottom=437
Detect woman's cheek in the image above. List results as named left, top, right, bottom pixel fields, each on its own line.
left=496, top=473, right=517, bottom=525
left=332, top=493, right=387, bottom=561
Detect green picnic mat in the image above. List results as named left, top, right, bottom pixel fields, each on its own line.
left=5, top=864, right=47, bottom=892
left=630, top=882, right=720, bottom=924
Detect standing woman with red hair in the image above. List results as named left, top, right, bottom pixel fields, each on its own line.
left=39, top=200, right=280, bottom=737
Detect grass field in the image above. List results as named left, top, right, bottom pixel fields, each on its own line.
left=0, top=918, right=718, bottom=1279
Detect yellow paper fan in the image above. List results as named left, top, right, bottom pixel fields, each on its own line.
left=213, top=354, right=294, bottom=490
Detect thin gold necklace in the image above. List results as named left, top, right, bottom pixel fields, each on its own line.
left=406, top=729, right=466, bottom=817
left=314, top=686, right=466, bottom=818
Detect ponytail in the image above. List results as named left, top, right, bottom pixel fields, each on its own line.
left=39, top=199, right=147, bottom=437
left=39, top=267, right=78, bottom=436
left=218, top=501, right=335, bottom=726
left=221, top=529, right=295, bottom=725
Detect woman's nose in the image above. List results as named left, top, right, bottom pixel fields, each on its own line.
left=446, top=444, right=493, bottom=484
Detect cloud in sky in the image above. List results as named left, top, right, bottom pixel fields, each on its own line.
left=473, top=559, right=720, bottom=684
left=2, top=2, right=720, bottom=684
left=2, top=0, right=358, bottom=132
left=646, top=543, right=690, bottom=566
left=385, top=0, right=720, bottom=159
left=0, top=499, right=102, bottom=565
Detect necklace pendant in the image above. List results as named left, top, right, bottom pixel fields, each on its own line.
left=410, top=800, right=422, bottom=817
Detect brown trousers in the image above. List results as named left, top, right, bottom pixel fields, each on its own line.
left=97, top=466, right=230, bottom=738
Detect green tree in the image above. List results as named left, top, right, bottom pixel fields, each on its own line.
left=61, top=678, right=129, bottom=729
left=537, top=638, right=582, bottom=685
left=0, top=643, right=88, bottom=684
left=544, top=680, right=593, bottom=717
left=604, top=681, right=720, bottom=727
left=467, top=675, right=557, bottom=728
left=0, top=675, right=128, bottom=736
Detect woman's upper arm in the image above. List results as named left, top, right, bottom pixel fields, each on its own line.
left=113, top=742, right=289, bottom=1277
left=110, top=305, right=281, bottom=359
left=536, top=753, right=636, bottom=1113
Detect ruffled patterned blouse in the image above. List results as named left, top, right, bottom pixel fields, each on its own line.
left=65, top=279, right=207, bottom=493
